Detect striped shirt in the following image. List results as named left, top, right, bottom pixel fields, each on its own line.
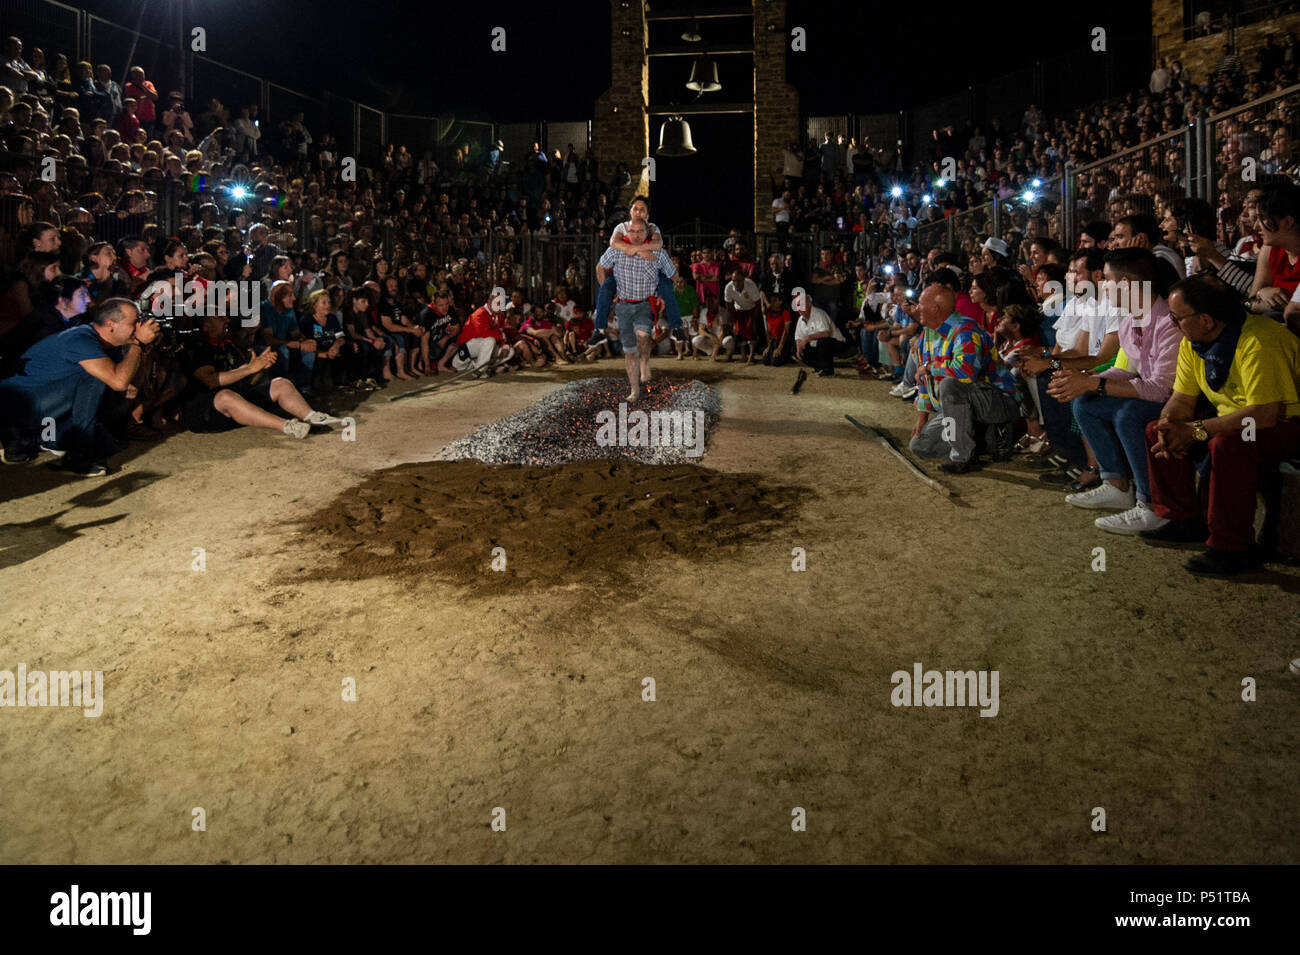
left=599, top=244, right=676, bottom=302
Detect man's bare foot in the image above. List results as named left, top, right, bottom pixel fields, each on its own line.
left=676, top=352, right=685, bottom=361
left=626, top=390, right=640, bottom=403
left=395, top=370, right=412, bottom=380
left=556, top=357, right=571, bottom=365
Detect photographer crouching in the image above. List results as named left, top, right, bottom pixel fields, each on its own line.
left=0, top=297, right=157, bottom=475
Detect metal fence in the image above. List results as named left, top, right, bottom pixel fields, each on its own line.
left=86, top=14, right=179, bottom=99
left=1183, top=0, right=1295, bottom=39
left=0, top=0, right=80, bottom=66
left=191, top=57, right=262, bottom=124
left=900, top=82, right=1298, bottom=257
left=999, top=175, right=1065, bottom=247
left=357, top=105, right=385, bottom=167
left=1206, top=83, right=1300, bottom=244
left=1068, top=126, right=1193, bottom=246
left=267, top=83, right=325, bottom=151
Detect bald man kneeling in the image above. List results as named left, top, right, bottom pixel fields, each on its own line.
left=908, top=284, right=1019, bottom=474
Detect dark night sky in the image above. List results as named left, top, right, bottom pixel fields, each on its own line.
left=69, top=0, right=1154, bottom=227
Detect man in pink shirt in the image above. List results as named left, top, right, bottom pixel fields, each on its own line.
left=1042, top=249, right=1184, bottom=534
left=123, top=66, right=158, bottom=127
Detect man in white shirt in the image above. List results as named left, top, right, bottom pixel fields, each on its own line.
left=551, top=284, right=578, bottom=323
left=724, top=268, right=761, bottom=364
left=772, top=190, right=791, bottom=240
left=1018, top=248, right=1123, bottom=486
left=1149, top=58, right=1171, bottom=94
left=692, top=292, right=733, bottom=361
left=792, top=287, right=845, bottom=379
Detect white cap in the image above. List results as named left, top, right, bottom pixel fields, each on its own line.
left=983, top=237, right=1009, bottom=257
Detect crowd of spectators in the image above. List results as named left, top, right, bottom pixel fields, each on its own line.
left=772, top=35, right=1300, bottom=269
left=0, top=30, right=647, bottom=473
left=2, top=25, right=1300, bottom=578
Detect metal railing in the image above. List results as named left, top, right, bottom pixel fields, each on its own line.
left=1206, top=83, right=1300, bottom=245
left=6, top=0, right=484, bottom=173
left=1063, top=126, right=1193, bottom=248
left=895, top=81, right=1297, bottom=257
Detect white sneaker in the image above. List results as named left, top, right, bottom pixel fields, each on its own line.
left=283, top=419, right=310, bottom=439
left=900, top=385, right=918, bottom=400
left=301, top=411, right=344, bottom=427
left=888, top=381, right=907, bottom=397
left=1095, top=501, right=1168, bottom=535
left=1065, top=482, right=1135, bottom=510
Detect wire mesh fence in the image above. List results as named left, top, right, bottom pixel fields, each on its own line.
left=0, top=0, right=80, bottom=67
left=1067, top=127, right=1192, bottom=245
left=191, top=58, right=262, bottom=123
left=86, top=15, right=180, bottom=101
left=1206, top=83, right=1300, bottom=247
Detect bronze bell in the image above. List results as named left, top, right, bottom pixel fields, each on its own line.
left=657, top=117, right=696, bottom=157
left=685, top=55, right=721, bottom=93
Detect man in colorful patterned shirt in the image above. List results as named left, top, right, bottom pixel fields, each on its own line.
left=908, top=284, right=1018, bottom=473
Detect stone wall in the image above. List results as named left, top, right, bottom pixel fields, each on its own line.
left=592, top=0, right=649, bottom=212
left=753, top=0, right=799, bottom=231
left=1152, top=0, right=1300, bottom=85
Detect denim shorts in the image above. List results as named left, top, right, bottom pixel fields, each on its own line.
left=614, top=300, right=653, bottom=351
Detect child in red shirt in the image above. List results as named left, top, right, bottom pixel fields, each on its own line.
left=760, top=295, right=792, bottom=366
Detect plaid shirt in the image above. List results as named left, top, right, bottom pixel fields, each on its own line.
left=598, top=244, right=676, bottom=302
left=915, top=313, right=1015, bottom=412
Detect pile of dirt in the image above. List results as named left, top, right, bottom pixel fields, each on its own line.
left=294, top=459, right=805, bottom=589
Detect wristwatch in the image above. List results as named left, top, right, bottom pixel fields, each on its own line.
left=1095, top=375, right=1107, bottom=396
left=1191, top=420, right=1209, bottom=441
left=1049, top=358, right=1062, bottom=372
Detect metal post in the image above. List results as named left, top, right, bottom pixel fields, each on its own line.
left=1060, top=173, right=1070, bottom=248
left=1195, top=117, right=1208, bottom=202
left=991, top=195, right=1001, bottom=239
left=177, top=0, right=186, bottom=103
left=1184, top=123, right=1195, bottom=198
left=161, top=174, right=175, bottom=237
left=946, top=215, right=954, bottom=253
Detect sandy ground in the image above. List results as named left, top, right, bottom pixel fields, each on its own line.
left=2, top=355, right=1298, bottom=864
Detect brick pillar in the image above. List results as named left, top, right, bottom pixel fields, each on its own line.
left=753, top=0, right=799, bottom=233
left=592, top=0, right=650, bottom=211
left=1150, top=0, right=1180, bottom=62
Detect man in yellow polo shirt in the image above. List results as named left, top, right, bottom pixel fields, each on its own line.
left=1140, top=275, right=1300, bottom=575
